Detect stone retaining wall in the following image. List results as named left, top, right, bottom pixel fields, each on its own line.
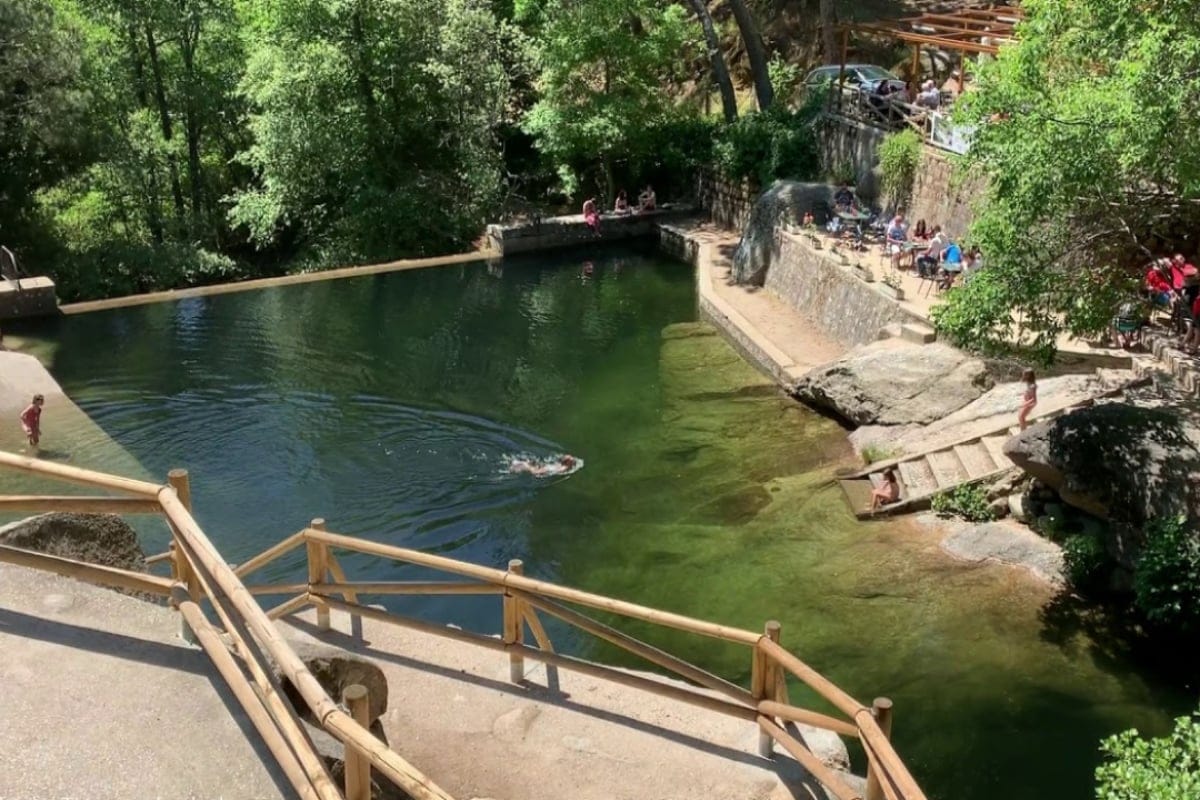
left=817, top=115, right=888, bottom=200
left=763, top=233, right=924, bottom=346
left=908, top=148, right=984, bottom=241
left=486, top=208, right=690, bottom=256
left=695, top=171, right=759, bottom=231
left=1, top=277, right=58, bottom=321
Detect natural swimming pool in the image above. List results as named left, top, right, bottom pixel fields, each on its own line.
left=9, top=246, right=1190, bottom=800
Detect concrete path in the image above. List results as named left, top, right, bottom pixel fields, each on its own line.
left=0, top=563, right=289, bottom=800
left=282, top=607, right=850, bottom=800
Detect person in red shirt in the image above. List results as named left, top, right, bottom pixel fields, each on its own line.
left=19, top=394, right=44, bottom=449
left=1146, top=260, right=1174, bottom=306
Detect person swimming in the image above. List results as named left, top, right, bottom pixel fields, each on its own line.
left=507, top=454, right=580, bottom=477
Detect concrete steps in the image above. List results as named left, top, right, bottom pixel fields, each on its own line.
left=1138, top=330, right=1200, bottom=398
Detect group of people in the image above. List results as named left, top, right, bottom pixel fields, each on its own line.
left=582, top=186, right=657, bottom=235
left=885, top=212, right=983, bottom=288
left=1120, top=254, right=1200, bottom=350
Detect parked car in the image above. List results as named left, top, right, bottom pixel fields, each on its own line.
left=804, top=64, right=906, bottom=95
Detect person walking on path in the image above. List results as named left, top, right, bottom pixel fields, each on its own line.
left=20, top=394, right=44, bottom=450
left=1018, top=370, right=1037, bottom=431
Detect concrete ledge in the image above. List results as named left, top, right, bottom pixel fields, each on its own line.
left=1, top=277, right=58, bottom=321
left=487, top=207, right=695, bottom=256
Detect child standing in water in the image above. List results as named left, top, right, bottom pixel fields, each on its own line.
left=1018, top=369, right=1037, bottom=431
left=20, top=394, right=44, bottom=450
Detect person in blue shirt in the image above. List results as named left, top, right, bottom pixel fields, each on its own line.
left=939, top=241, right=964, bottom=289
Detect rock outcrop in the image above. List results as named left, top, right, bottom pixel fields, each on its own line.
left=1004, top=403, right=1200, bottom=532
left=279, top=641, right=390, bottom=726
left=0, top=512, right=147, bottom=572
left=792, top=339, right=993, bottom=426
left=731, top=180, right=835, bottom=284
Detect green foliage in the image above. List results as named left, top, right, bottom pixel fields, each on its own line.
left=1132, top=516, right=1200, bottom=634
left=877, top=129, right=921, bottom=209
left=1096, top=712, right=1200, bottom=800
left=949, top=0, right=1200, bottom=360
left=767, top=54, right=802, bottom=106
left=826, top=159, right=856, bottom=187
left=712, top=104, right=822, bottom=187
left=931, top=484, right=994, bottom=522
left=1063, top=533, right=1109, bottom=591
left=522, top=0, right=696, bottom=199
left=860, top=445, right=898, bottom=465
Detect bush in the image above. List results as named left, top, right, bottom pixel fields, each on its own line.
left=931, top=484, right=994, bottom=522
left=877, top=129, right=922, bottom=209
left=1132, top=516, right=1200, bottom=635
left=1095, top=711, right=1200, bottom=800
left=49, top=242, right=244, bottom=302
left=1063, top=533, right=1109, bottom=591
left=712, top=104, right=822, bottom=187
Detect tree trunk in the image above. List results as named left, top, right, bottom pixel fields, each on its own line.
left=820, top=0, right=838, bottom=64
left=687, top=0, right=737, bottom=121
left=144, top=26, right=186, bottom=227
left=727, top=0, right=773, bottom=110
left=180, top=18, right=204, bottom=228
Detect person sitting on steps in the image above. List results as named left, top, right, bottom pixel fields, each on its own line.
left=868, top=469, right=901, bottom=512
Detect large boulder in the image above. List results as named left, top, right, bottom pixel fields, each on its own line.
left=0, top=512, right=147, bottom=572
left=1004, top=403, right=1200, bottom=534
left=731, top=180, right=834, bottom=284
left=792, top=340, right=993, bottom=426
left=278, top=641, right=389, bottom=726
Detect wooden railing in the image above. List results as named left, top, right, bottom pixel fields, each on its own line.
left=0, top=450, right=929, bottom=800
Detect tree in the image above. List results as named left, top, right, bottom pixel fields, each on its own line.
left=522, top=0, right=697, bottom=200
left=1096, top=712, right=1200, bottom=800
left=232, top=0, right=520, bottom=261
left=0, top=0, right=88, bottom=249
left=727, top=0, right=772, bottom=110
left=819, top=0, right=837, bottom=64
left=934, top=0, right=1200, bottom=362
left=685, top=0, right=736, bottom=122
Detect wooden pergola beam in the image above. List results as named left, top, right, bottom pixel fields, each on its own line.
left=851, top=24, right=1003, bottom=55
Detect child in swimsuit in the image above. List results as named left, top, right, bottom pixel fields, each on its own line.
left=20, top=394, right=44, bottom=449
left=1018, top=369, right=1037, bottom=431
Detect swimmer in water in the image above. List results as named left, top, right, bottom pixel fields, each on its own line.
left=508, top=454, right=579, bottom=477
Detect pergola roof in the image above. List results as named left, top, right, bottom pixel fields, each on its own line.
left=850, top=5, right=1024, bottom=55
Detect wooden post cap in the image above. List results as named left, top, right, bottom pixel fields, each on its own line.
left=342, top=684, right=368, bottom=704
left=765, top=620, right=782, bottom=639
left=167, top=468, right=189, bottom=480
left=310, top=517, right=326, bottom=529
left=508, top=558, right=524, bottom=572
left=873, top=697, right=893, bottom=711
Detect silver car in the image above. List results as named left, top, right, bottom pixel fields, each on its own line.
left=804, top=64, right=906, bottom=94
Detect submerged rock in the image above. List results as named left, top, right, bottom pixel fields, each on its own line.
left=278, top=641, right=390, bottom=726
left=939, top=518, right=1065, bottom=585
left=792, top=340, right=993, bottom=426
left=731, top=180, right=834, bottom=285
left=1004, top=403, right=1200, bottom=530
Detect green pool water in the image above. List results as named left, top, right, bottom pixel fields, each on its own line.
left=5, top=247, right=1189, bottom=800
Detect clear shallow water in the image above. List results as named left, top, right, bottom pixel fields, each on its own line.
left=7, top=247, right=1191, bottom=800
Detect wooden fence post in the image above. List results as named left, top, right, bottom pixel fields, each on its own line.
left=864, top=697, right=894, bottom=800
left=343, top=684, right=371, bottom=800
left=167, top=469, right=197, bottom=643
left=504, top=559, right=525, bottom=683
left=308, top=518, right=330, bottom=631
left=757, top=620, right=782, bottom=757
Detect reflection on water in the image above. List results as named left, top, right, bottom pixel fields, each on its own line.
left=7, top=247, right=1190, bottom=800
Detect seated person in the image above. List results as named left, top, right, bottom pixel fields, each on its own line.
left=868, top=469, right=901, bottom=511
left=1170, top=253, right=1196, bottom=291
left=885, top=213, right=909, bottom=269
left=963, top=245, right=985, bottom=283
left=939, top=240, right=964, bottom=287
left=613, top=190, right=631, bottom=215
left=1113, top=300, right=1147, bottom=350
left=833, top=184, right=855, bottom=212
left=912, top=218, right=929, bottom=240
left=637, top=185, right=656, bottom=212
left=802, top=210, right=815, bottom=228
left=915, top=80, right=941, bottom=110
left=1145, top=259, right=1175, bottom=306
left=916, top=226, right=948, bottom=278
left=582, top=197, right=601, bottom=234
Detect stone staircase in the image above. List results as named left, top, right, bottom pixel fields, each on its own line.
left=1138, top=329, right=1200, bottom=397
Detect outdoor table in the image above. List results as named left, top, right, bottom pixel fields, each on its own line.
left=837, top=209, right=872, bottom=222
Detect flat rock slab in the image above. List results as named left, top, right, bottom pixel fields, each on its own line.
left=936, top=517, right=1065, bottom=585
left=282, top=608, right=854, bottom=800
left=0, top=563, right=288, bottom=800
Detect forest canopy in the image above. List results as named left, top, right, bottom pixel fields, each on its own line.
left=1, top=0, right=821, bottom=301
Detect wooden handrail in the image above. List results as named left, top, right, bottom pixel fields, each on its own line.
left=234, top=530, right=308, bottom=578
left=0, top=451, right=164, bottom=497
left=313, top=581, right=501, bottom=595
left=758, top=715, right=863, bottom=800
left=158, top=490, right=455, bottom=800
left=0, top=495, right=163, bottom=514
left=858, top=709, right=928, bottom=800
left=306, top=528, right=762, bottom=645
left=0, top=543, right=174, bottom=597
left=758, top=637, right=866, bottom=720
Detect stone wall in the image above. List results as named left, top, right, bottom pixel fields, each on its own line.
left=817, top=116, right=888, bottom=201
left=908, top=149, right=985, bottom=241
left=486, top=208, right=690, bottom=256
left=0, top=277, right=58, bottom=321
left=763, top=233, right=925, bottom=346
left=695, top=170, right=759, bottom=231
